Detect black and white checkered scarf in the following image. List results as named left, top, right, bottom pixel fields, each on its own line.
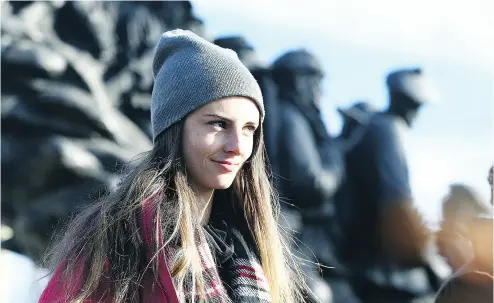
left=165, top=224, right=273, bottom=303
left=206, top=222, right=273, bottom=303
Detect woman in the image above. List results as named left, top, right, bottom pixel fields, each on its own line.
left=39, top=29, right=307, bottom=303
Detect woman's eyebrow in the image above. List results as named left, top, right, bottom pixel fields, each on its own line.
left=204, top=114, right=258, bottom=126
left=245, top=121, right=259, bottom=127
left=204, top=114, right=232, bottom=122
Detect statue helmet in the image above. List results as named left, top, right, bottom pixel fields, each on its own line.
left=271, top=49, right=323, bottom=77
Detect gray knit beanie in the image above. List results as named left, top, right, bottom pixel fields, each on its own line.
left=151, top=29, right=264, bottom=142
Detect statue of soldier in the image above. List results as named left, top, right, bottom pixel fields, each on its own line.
left=272, top=49, right=357, bottom=302
left=339, top=68, right=438, bottom=302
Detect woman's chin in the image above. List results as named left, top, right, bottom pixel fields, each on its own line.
left=209, top=175, right=236, bottom=190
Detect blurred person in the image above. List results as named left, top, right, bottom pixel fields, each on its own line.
left=338, top=68, right=438, bottom=302
left=272, top=49, right=355, bottom=303
left=434, top=169, right=493, bottom=303
left=39, top=30, right=310, bottom=303
left=213, top=35, right=264, bottom=71
left=441, top=184, right=490, bottom=222
left=213, top=35, right=281, bottom=175
left=436, top=184, right=491, bottom=272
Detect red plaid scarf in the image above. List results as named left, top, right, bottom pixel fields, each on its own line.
left=144, top=193, right=273, bottom=303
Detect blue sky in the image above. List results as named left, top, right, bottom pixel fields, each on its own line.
left=192, top=0, right=493, bottom=227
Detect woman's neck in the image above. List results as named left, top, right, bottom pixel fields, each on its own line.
left=197, top=190, right=214, bottom=225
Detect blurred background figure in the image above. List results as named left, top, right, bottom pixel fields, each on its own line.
left=434, top=170, right=493, bottom=303
left=436, top=184, right=490, bottom=274
left=441, top=184, right=490, bottom=220
left=334, top=68, right=442, bottom=302
left=271, top=49, right=353, bottom=302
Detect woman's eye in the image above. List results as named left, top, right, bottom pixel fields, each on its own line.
left=245, top=125, right=257, bottom=133
left=209, top=121, right=226, bottom=129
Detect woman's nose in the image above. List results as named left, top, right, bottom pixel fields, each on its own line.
left=223, top=129, right=243, bottom=155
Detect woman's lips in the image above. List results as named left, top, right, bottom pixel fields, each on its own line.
left=212, top=160, right=238, bottom=172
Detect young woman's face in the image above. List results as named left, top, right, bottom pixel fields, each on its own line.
left=182, top=97, right=260, bottom=193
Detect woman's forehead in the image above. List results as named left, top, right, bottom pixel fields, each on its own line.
left=197, top=97, right=260, bottom=122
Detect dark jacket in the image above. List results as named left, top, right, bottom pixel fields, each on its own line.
left=277, top=100, right=348, bottom=278
left=339, top=112, right=434, bottom=300
left=277, top=101, right=344, bottom=210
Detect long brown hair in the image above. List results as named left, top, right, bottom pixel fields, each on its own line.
left=45, top=121, right=308, bottom=302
